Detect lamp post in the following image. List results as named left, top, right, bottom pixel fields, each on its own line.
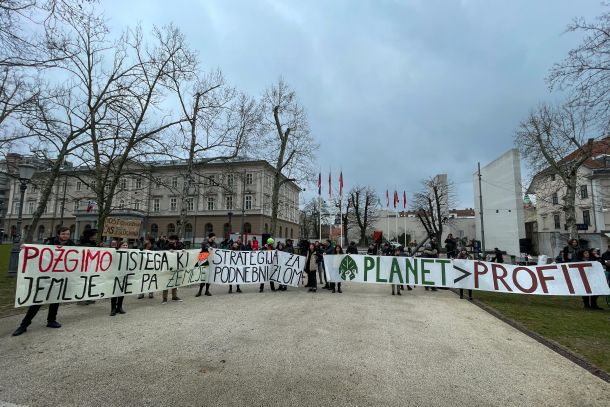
left=8, top=163, right=36, bottom=274
left=227, top=211, right=233, bottom=239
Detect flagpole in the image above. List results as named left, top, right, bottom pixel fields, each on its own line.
left=403, top=191, right=407, bottom=247
left=318, top=195, right=322, bottom=241
left=394, top=190, right=398, bottom=243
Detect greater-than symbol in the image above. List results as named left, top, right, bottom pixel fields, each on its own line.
left=453, top=265, right=472, bottom=283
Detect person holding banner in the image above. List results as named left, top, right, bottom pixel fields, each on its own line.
left=196, top=233, right=216, bottom=297
left=391, top=247, right=402, bottom=296
left=77, top=228, right=98, bottom=305
left=331, top=245, right=344, bottom=293
left=306, top=243, right=318, bottom=292
left=259, top=238, right=277, bottom=292
left=578, top=250, right=602, bottom=310
left=110, top=242, right=129, bottom=316
left=12, top=226, right=73, bottom=336
left=228, top=241, right=242, bottom=294
left=138, top=239, right=156, bottom=299
left=161, top=235, right=184, bottom=304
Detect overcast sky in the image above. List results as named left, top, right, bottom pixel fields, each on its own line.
left=104, top=0, right=604, bottom=208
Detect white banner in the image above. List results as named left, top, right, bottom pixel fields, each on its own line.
left=15, top=245, right=208, bottom=307
left=208, top=249, right=305, bottom=287
left=324, top=254, right=610, bottom=296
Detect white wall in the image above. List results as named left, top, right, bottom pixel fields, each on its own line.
left=474, top=149, right=526, bottom=257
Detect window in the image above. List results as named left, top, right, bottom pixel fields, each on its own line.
left=76, top=181, right=82, bottom=191
left=171, top=177, right=178, bottom=188
left=580, top=185, right=588, bottom=199
left=186, top=197, right=194, bottom=211
left=37, top=225, right=45, bottom=241
left=170, top=197, right=177, bottom=211
left=265, top=223, right=268, bottom=233
left=207, top=196, right=215, bottom=210
left=550, top=174, right=556, bottom=181
left=134, top=200, right=141, bottom=210
left=90, top=180, right=96, bottom=191
left=167, top=223, right=176, bottom=234
left=226, top=196, right=233, bottom=210
left=135, top=178, right=142, bottom=189
left=184, top=223, right=193, bottom=239
left=244, top=195, right=252, bottom=210
left=290, top=228, right=293, bottom=239
left=244, top=222, right=252, bottom=234
left=246, top=173, right=253, bottom=185
left=583, top=210, right=591, bottom=226
left=153, top=199, right=160, bottom=212
left=118, top=199, right=125, bottom=209
left=155, top=177, right=162, bottom=187
left=553, top=214, right=560, bottom=229
left=205, top=223, right=214, bottom=235
left=206, top=174, right=216, bottom=186
left=227, top=174, right=234, bottom=188
left=279, top=226, right=283, bottom=237
left=552, top=193, right=558, bottom=205
left=73, top=200, right=80, bottom=211
left=150, top=224, right=159, bottom=238
left=32, top=184, right=38, bottom=192
left=28, top=202, right=35, bottom=214
left=223, top=223, right=230, bottom=237
left=120, top=178, right=127, bottom=189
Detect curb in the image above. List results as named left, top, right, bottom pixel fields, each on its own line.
left=451, top=289, right=610, bottom=384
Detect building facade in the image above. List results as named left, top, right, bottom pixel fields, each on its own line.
left=2, top=156, right=301, bottom=245
left=528, top=138, right=610, bottom=257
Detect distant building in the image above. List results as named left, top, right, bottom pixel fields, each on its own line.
left=527, top=137, right=610, bottom=256
left=1, top=155, right=301, bottom=244
left=474, top=149, right=526, bottom=258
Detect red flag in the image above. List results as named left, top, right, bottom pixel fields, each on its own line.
left=403, top=191, right=407, bottom=209
left=328, top=172, right=332, bottom=198
left=386, top=190, right=389, bottom=207
left=339, top=171, right=344, bottom=196
left=317, top=173, right=321, bottom=196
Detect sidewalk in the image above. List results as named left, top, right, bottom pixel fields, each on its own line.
left=0, top=284, right=608, bottom=406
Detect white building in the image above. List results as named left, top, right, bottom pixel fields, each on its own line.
left=473, top=149, right=526, bottom=258
left=528, top=138, right=610, bottom=256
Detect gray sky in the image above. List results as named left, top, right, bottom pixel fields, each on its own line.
left=105, top=0, right=604, bottom=208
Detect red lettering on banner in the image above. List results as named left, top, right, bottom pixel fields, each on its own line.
left=21, top=246, right=40, bottom=273
left=491, top=264, right=512, bottom=291
left=38, top=247, right=54, bottom=272
left=560, top=264, right=575, bottom=294
left=535, top=265, right=557, bottom=294
left=512, top=266, right=538, bottom=293
left=52, top=247, right=66, bottom=272
left=474, top=261, right=488, bottom=289
left=100, top=251, right=112, bottom=272
left=64, top=249, right=79, bottom=272
left=569, top=263, right=593, bottom=294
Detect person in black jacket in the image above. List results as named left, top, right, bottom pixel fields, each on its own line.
left=444, top=234, right=457, bottom=259
left=228, top=241, right=242, bottom=294
left=12, top=226, right=73, bottom=336
left=331, top=245, right=344, bottom=293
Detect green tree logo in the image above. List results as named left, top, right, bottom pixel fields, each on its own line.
left=339, top=255, right=358, bottom=281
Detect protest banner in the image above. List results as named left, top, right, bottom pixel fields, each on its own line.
left=15, top=245, right=208, bottom=307
left=208, top=249, right=305, bottom=286
left=102, top=217, right=142, bottom=239
left=324, top=254, right=610, bottom=296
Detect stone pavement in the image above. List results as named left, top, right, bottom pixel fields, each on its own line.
left=0, top=284, right=608, bottom=407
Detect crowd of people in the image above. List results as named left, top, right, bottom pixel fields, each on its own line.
left=11, top=227, right=610, bottom=336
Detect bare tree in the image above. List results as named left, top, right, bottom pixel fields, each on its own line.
left=548, top=7, right=610, bottom=129
left=411, top=175, right=456, bottom=243
left=260, top=78, right=318, bottom=236
left=168, top=69, right=261, bottom=239
left=349, top=186, right=379, bottom=245
left=515, top=103, right=595, bottom=238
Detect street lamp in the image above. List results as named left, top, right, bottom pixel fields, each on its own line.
left=227, top=211, right=233, bottom=239
left=8, top=163, right=36, bottom=274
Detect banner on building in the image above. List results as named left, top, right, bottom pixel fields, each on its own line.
left=15, top=245, right=207, bottom=307
left=102, top=217, right=142, bottom=239
left=207, top=249, right=305, bottom=287
left=324, top=255, right=610, bottom=296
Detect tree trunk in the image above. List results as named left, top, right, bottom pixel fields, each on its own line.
left=564, top=174, right=579, bottom=239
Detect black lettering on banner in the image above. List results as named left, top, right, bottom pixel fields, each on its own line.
left=16, top=277, right=34, bottom=305
left=46, top=278, right=66, bottom=302
left=32, top=276, right=49, bottom=303
left=87, top=275, right=101, bottom=298
left=166, top=271, right=177, bottom=288
left=74, top=275, right=89, bottom=300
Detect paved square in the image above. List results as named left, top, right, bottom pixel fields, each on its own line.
left=0, top=285, right=608, bottom=406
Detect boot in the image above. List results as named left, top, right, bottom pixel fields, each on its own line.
left=110, top=309, right=117, bottom=316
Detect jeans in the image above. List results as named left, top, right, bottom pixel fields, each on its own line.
left=111, top=296, right=124, bottom=310
left=20, top=304, right=59, bottom=327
